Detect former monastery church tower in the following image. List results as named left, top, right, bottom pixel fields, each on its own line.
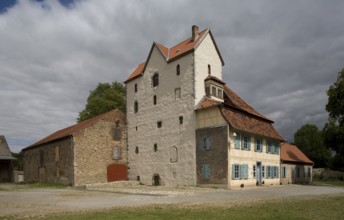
left=125, top=26, right=285, bottom=188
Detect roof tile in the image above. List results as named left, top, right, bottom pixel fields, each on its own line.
left=281, top=143, right=314, bottom=164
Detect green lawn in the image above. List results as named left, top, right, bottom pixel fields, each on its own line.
left=37, top=195, right=344, bottom=220
left=313, top=179, right=344, bottom=187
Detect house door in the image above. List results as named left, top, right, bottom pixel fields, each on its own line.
left=256, top=162, right=262, bottom=185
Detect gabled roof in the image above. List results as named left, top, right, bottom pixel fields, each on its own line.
left=195, top=84, right=285, bottom=142
left=24, top=109, right=122, bottom=151
left=196, top=96, right=221, bottom=110
left=124, top=27, right=224, bottom=84
left=0, top=135, right=15, bottom=160
left=220, top=106, right=286, bottom=142
left=281, top=143, right=314, bottom=165
left=124, top=62, right=145, bottom=84
left=224, top=86, right=272, bottom=122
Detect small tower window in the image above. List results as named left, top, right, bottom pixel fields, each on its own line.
left=157, top=121, right=162, bottom=128
left=208, top=64, right=211, bottom=75
left=134, top=101, right=138, bottom=113
left=154, top=143, right=158, bottom=152
left=135, top=83, right=137, bottom=93
left=176, top=64, right=180, bottom=75
left=135, top=146, right=139, bottom=154
left=179, top=116, right=183, bottom=125
left=152, top=73, right=159, bottom=87
left=153, top=95, right=157, bottom=105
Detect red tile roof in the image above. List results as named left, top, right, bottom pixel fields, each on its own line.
left=224, top=86, right=272, bottom=122
left=281, top=143, right=314, bottom=165
left=24, top=109, right=123, bottom=150
left=124, top=62, right=145, bottom=84
left=196, top=96, right=221, bottom=110
left=220, top=106, right=285, bottom=141
left=125, top=27, right=224, bottom=84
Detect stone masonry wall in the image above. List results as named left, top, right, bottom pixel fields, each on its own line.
left=196, top=125, right=228, bottom=184
left=73, top=110, right=126, bottom=186
left=23, top=138, right=74, bottom=185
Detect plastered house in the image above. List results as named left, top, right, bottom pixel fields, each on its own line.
left=23, top=109, right=126, bottom=186
left=125, top=25, right=286, bottom=188
left=280, top=143, right=313, bottom=184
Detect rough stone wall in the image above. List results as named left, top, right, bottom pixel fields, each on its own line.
left=194, top=33, right=223, bottom=105
left=23, top=138, right=74, bottom=185
left=73, top=110, right=126, bottom=186
left=280, top=163, right=313, bottom=185
left=196, top=125, right=228, bottom=184
left=126, top=46, right=197, bottom=186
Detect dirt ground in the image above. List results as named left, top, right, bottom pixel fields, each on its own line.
left=1, top=184, right=344, bottom=219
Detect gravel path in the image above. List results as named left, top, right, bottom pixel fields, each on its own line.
left=1, top=184, right=344, bottom=218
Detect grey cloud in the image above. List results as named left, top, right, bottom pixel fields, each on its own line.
left=1, top=0, right=344, bottom=152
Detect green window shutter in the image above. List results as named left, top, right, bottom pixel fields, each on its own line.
left=254, top=138, right=257, bottom=151
left=277, top=166, right=279, bottom=178
left=266, top=141, right=269, bottom=153
left=235, top=134, right=240, bottom=149
left=248, top=136, right=251, bottom=151
left=241, top=136, right=245, bottom=150
left=275, top=145, right=280, bottom=154
left=232, top=164, right=236, bottom=180
left=202, top=164, right=210, bottom=180
left=240, top=164, right=248, bottom=179
left=267, top=166, right=270, bottom=178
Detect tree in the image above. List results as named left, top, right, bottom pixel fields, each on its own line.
left=294, top=124, right=331, bottom=168
left=77, top=81, right=126, bottom=122
left=323, top=68, right=344, bottom=171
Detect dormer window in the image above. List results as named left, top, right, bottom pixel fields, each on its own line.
left=204, top=75, right=225, bottom=102
left=152, top=73, right=159, bottom=87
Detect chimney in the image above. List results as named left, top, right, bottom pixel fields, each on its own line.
left=192, top=25, right=199, bottom=41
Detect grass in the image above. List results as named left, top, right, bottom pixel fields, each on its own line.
left=0, top=182, right=68, bottom=190
left=36, top=195, right=344, bottom=220
left=313, top=179, right=344, bottom=187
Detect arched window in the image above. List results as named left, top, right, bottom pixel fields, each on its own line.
left=152, top=73, right=159, bottom=87
left=134, top=83, right=137, bottom=93
left=208, top=64, right=211, bottom=75
left=134, top=101, right=138, bottom=113
left=176, top=64, right=180, bottom=75
left=153, top=95, right=157, bottom=105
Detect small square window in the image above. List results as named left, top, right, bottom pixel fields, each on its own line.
left=157, top=121, right=162, bottom=128
left=179, top=116, right=183, bottom=124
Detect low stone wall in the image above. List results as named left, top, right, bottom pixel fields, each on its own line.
left=85, top=181, right=140, bottom=190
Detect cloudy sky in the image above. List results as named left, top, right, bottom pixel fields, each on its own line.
left=1, top=0, right=343, bottom=152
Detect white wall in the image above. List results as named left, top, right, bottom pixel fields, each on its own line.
left=126, top=45, right=197, bottom=186
left=194, top=33, right=223, bottom=105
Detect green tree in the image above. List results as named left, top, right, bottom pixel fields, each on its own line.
left=323, top=68, right=344, bottom=171
left=294, top=124, right=331, bottom=168
left=77, top=81, right=126, bottom=122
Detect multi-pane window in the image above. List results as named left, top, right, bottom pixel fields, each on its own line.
left=255, top=138, right=262, bottom=152
left=217, top=88, right=223, bottom=99
left=234, top=164, right=240, bottom=179
left=200, top=137, right=212, bottom=150
left=152, top=73, right=159, bottom=87
left=212, top=87, right=216, bottom=97
left=267, top=166, right=271, bottom=178
left=262, top=166, right=265, bottom=178
left=242, top=135, right=250, bottom=150
left=232, top=164, right=248, bottom=180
